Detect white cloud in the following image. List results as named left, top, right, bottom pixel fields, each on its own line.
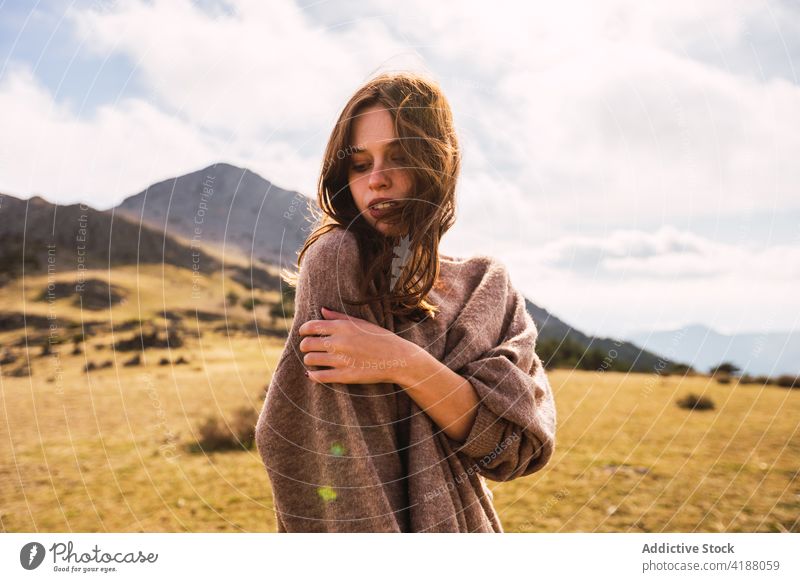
left=67, top=0, right=413, bottom=138
left=490, top=226, right=800, bottom=337
left=2, top=0, right=799, bottom=337
left=529, top=225, right=800, bottom=280
left=495, top=27, right=800, bottom=230
left=0, top=64, right=316, bottom=208
left=29, top=0, right=799, bottom=229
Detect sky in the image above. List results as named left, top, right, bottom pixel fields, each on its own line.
left=1, top=0, right=798, bottom=339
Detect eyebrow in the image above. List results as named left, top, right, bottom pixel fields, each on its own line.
left=351, top=139, right=401, bottom=154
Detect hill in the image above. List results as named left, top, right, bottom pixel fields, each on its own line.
left=114, top=162, right=315, bottom=266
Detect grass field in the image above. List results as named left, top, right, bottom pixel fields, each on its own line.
left=1, top=269, right=798, bottom=532
left=1, top=342, right=797, bottom=533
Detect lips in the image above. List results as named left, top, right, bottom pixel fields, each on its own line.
left=368, top=197, right=398, bottom=209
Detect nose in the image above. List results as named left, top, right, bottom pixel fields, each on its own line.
left=368, top=160, right=390, bottom=191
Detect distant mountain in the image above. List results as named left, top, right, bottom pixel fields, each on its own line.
left=0, top=163, right=691, bottom=375
left=114, top=162, right=316, bottom=266
left=625, top=323, right=800, bottom=377
left=0, top=192, right=221, bottom=286
left=525, top=299, right=683, bottom=373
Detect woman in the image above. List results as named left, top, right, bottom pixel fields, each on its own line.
left=255, top=71, right=557, bottom=532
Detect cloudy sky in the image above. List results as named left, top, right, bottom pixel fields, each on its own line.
left=1, top=0, right=798, bottom=338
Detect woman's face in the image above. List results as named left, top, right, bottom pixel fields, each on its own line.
left=347, top=105, right=413, bottom=236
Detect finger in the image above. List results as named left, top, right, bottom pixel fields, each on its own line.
left=299, top=335, right=335, bottom=353
left=304, top=351, right=354, bottom=368
left=321, top=306, right=360, bottom=321
left=298, top=319, right=334, bottom=337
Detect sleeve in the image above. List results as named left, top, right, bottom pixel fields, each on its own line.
left=264, top=227, right=387, bottom=394
left=288, top=228, right=382, bottom=338
left=441, top=262, right=557, bottom=482
left=255, top=227, right=402, bottom=531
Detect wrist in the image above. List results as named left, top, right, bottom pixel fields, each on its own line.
left=392, top=337, right=436, bottom=390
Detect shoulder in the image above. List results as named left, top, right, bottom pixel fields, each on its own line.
left=471, top=253, right=509, bottom=275
left=298, top=227, right=363, bottom=301
left=441, top=252, right=511, bottom=286
left=301, top=227, right=360, bottom=272
left=434, top=253, right=512, bottom=310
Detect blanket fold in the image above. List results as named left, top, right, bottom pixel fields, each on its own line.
left=256, top=227, right=557, bottom=532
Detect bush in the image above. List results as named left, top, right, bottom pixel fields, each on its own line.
left=194, top=406, right=259, bottom=452
left=270, top=301, right=293, bottom=320
left=668, top=363, right=695, bottom=375
left=775, top=375, right=800, bottom=389
left=535, top=337, right=627, bottom=371
left=676, top=393, right=715, bottom=411
left=716, top=375, right=731, bottom=384
left=709, top=361, right=740, bottom=375
left=242, top=297, right=264, bottom=311
left=231, top=406, right=259, bottom=449
left=196, top=417, right=234, bottom=452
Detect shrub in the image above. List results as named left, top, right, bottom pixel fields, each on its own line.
left=270, top=302, right=293, bottom=320
left=231, top=406, right=259, bottom=449
left=775, top=375, right=800, bottom=389
left=676, top=393, right=715, bottom=411
left=193, top=406, right=259, bottom=452
left=242, top=297, right=264, bottom=311
left=709, top=361, right=740, bottom=375
left=195, top=416, right=235, bottom=452
left=668, top=363, right=694, bottom=375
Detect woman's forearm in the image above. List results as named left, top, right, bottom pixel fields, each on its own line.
left=393, top=339, right=480, bottom=442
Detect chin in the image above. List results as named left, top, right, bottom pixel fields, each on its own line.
left=374, top=221, right=403, bottom=237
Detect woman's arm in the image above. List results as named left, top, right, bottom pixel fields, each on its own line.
left=301, top=306, right=481, bottom=441
left=299, top=307, right=479, bottom=441
left=401, top=258, right=557, bottom=482
left=394, top=342, right=481, bottom=442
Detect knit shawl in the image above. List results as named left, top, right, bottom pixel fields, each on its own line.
left=255, top=227, right=557, bottom=532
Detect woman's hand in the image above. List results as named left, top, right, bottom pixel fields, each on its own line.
left=298, top=306, right=417, bottom=385
left=299, top=307, right=481, bottom=441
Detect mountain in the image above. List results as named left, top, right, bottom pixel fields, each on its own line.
left=0, top=192, right=221, bottom=286
left=625, top=323, right=800, bottom=377
left=525, top=299, right=683, bottom=373
left=0, top=163, right=690, bottom=375
left=114, top=162, right=316, bottom=266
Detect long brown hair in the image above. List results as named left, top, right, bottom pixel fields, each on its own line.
left=283, top=71, right=460, bottom=322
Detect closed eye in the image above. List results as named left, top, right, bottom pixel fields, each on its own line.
left=351, top=156, right=406, bottom=173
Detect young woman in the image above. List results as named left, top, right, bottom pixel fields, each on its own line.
left=255, top=71, right=557, bottom=532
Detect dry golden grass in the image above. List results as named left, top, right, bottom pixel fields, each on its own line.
left=0, top=264, right=280, bottom=325
left=1, top=267, right=797, bottom=532
left=0, top=333, right=284, bottom=532
left=2, top=347, right=797, bottom=533
left=494, top=369, right=800, bottom=533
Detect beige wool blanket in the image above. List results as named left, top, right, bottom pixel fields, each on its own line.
left=255, top=227, right=557, bottom=532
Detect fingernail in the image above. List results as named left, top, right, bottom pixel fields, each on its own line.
left=304, top=370, right=309, bottom=377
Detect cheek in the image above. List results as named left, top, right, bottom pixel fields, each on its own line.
left=347, top=175, right=366, bottom=206
left=397, top=170, right=414, bottom=192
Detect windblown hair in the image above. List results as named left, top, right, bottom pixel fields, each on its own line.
left=282, top=71, right=461, bottom=322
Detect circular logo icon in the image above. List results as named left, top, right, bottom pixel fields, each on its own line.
left=20, top=542, right=46, bottom=570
